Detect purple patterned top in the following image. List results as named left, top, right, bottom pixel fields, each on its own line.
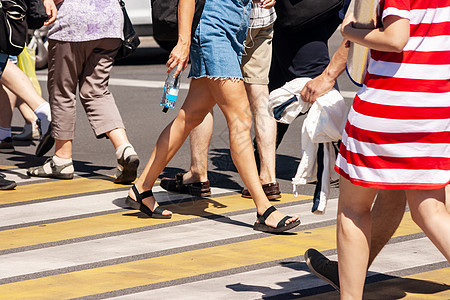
left=48, top=0, right=124, bottom=42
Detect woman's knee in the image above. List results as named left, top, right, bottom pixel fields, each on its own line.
left=407, top=188, right=447, bottom=227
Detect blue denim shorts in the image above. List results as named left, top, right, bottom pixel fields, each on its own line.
left=189, top=0, right=251, bottom=80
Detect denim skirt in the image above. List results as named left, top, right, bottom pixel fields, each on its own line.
left=188, top=0, right=251, bottom=80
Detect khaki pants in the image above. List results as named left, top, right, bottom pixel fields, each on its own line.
left=47, top=38, right=125, bottom=140
left=241, top=24, right=274, bottom=85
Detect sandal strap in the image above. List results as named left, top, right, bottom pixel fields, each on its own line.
left=257, top=205, right=277, bottom=224
left=276, top=216, right=291, bottom=228
left=175, top=172, right=185, bottom=187
left=153, top=206, right=165, bottom=215
left=131, top=185, right=142, bottom=204
left=140, top=189, right=153, bottom=199
left=131, top=184, right=154, bottom=204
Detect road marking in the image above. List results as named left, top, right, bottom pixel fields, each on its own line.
left=0, top=176, right=128, bottom=205
left=0, top=193, right=310, bottom=252
left=0, top=213, right=431, bottom=299
left=35, top=75, right=357, bottom=97
left=36, top=75, right=191, bottom=90
left=0, top=200, right=334, bottom=280
left=108, top=238, right=448, bottom=300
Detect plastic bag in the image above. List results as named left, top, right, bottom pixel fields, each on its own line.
left=17, top=46, right=42, bottom=96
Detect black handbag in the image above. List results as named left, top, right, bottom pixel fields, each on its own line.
left=25, top=0, right=47, bottom=29
left=151, top=0, right=205, bottom=42
left=115, top=0, right=140, bottom=60
left=274, top=0, right=345, bottom=33
left=0, top=0, right=28, bottom=55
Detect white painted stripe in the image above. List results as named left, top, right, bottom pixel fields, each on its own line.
left=0, top=186, right=235, bottom=228
left=109, top=238, right=446, bottom=299
left=409, top=7, right=450, bottom=24
left=35, top=75, right=191, bottom=90
left=368, top=59, right=450, bottom=80
left=358, top=87, right=450, bottom=107
left=0, top=200, right=335, bottom=279
left=404, top=35, right=450, bottom=52
left=348, top=107, right=450, bottom=133
left=336, top=155, right=450, bottom=184
left=35, top=74, right=359, bottom=98
left=342, top=131, right=450, bottom=158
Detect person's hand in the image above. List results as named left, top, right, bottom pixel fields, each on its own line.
left=166, top=39, right=190, bottom=78
left=259, top=0, right=276, bottom=9
left=340, top=13, right=356, bottom=39
left=42, top=0, right=57, bottom=25
left=300, top=74, right=335, bottom=104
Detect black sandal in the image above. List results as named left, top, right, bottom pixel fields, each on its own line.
left=253, top=206, right=300, bottom=233
left=125, top=185, right=172, bottom=219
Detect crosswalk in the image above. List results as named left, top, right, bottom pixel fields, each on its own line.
left=0, top=167, right=449, bottom=299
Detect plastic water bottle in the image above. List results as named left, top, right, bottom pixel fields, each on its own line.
left=161, top=68, right=181, bottom=113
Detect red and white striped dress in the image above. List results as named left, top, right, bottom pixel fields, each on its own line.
left=335, top=0, right=450, bottom=190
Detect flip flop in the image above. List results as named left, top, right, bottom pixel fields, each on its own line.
left=125, top=184, right=172, bottom=219
left=253, top=206, right=300, bottom=233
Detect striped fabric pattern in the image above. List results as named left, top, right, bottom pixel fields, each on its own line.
left=336, top=0, right=450, bottom=189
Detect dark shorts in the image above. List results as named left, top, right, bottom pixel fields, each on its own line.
left=0, top=53, right=9, bottom=79
left=269, top=16, right=342, bottom=92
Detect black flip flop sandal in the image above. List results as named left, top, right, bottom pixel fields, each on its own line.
left=125, top=185, right=172, bottom=219
left=253, top=206, right=300, bottom=233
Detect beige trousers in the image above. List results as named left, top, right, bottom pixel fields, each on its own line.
left=47, top=38, right=125, bottom=140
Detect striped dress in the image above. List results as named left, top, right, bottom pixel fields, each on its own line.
left=335, top=0, right=450, bottom=190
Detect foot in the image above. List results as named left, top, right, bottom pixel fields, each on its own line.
left=127, top=184, right=172, bottom=218
left=160, top=172, right=211, bottom=197
left=13, top=121, right=40, bottom=141
left=242, top=182, right=281, bottom=200
left=0, top=174, right=16, bottom=190
left=253, top=206, right=300, bottom=233
left=114, top=144, right=139, bottom=184
left=27, top=156, right=74, bottom=179
left=35, top=123, right=55, bottom=157
left=304, top=248, right=340, bottom=292
left=0, top=137, right=14, bottom=154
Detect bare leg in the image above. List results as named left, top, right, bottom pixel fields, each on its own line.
left=446, top=185, right=450, bottom=212
left=131, top=78, right=216, bottom=215
left=0, top=85, right=14, bottom=128
left=0, top=62, right=46, bottom=111
left=54, top=139, right=73, bottom=159
left=132, top=78, right=298, bottom=225
left=368, top=189, right=407, bottom=266
left=245, top=83, right=276, bottom=184
left=16, top=99, right=38, bottom=124
left=406, top=187, right=450, bottom=261
left=106, top=128, right=131, bottom=149
left=208, top=79, right=298, bottom=226
left=337, top=176, right=378, bottom=299
left=183, top=110, right=213, bottom=184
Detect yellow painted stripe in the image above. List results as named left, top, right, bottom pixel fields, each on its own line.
left=0, top=165, right=18, bottom=169
left=0, top=225, right=338, bottom=299
left=0, top=193, right=310, bottom=251
left=0, top=211, right=425, bottom=299
left=0, top=177, right=130, bottom=204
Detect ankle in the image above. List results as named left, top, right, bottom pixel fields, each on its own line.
left=183, top=171, right=207, bottom=184
left=115, top=143, right=137, bottom=160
